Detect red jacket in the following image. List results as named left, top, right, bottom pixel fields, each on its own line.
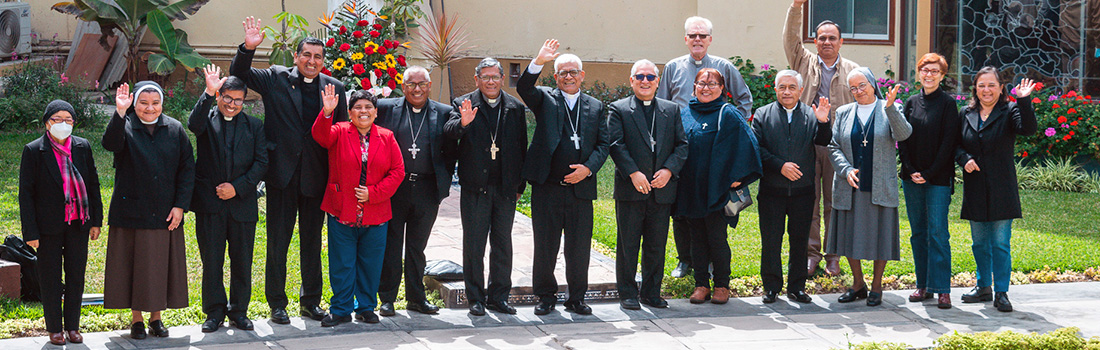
left=312, top=111, right=405, bottom=226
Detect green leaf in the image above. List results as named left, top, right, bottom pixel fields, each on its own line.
left=158, top=0, right=209, bottom=21
left=270, top=48, right=295, bottom=67
left=146, top=10, right=180, bottom=57
left=113, top=0, right=160, bottom=23
left=174, top=51, right=210, bottom=71
left=147, top=53, right=175, bottom=75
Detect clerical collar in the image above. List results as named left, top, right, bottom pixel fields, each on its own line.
left=564, top=91, right=580, bottom=100
left=642, top=100, right=652, bottom=106
left=303, top=76, right=315, bottom=84
left=783, top=106, right=796, bottom=115
left=411, top=107, right=422, bottom=114
left=223, top=113, right=235, bottom=122
left=693, top=55, right=706, bottom=66
left=139, top=116, right=158, bottom=125
left=486, top=97, right=499, bottom=107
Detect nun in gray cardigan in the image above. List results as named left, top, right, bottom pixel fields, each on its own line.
left=826, top=67, right=912, bottom=307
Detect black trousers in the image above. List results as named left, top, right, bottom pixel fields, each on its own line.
left=614, top=197, right=670, bottom=300
left=758, top=193, right=813, bottom=293
left=379, top=178, right=439, bottom=303
left=460, top=185, right=517, bottom=304
left=265, top=171, right=325, bottom=309
left=671, top=217, right=692, bottom=265
left=530, top=183, right=593, bottom=304
left=196, top=211, right=257, bottom=319
left=37, top=222, right=88, bottom=333
left=688, top=211, right=731, bottom=288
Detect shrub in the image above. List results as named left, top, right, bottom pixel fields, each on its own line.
left=1017, top=89, right=1099, bottom=160
left=0, top=58, right=105, bottom=130
left=728, top=56, right=778, bottom=118
left=160, top=76, right=204, bottom=125
left=936, top=327, right=1090, bottom=350
left=1015, top=158, right=1091, bottom=192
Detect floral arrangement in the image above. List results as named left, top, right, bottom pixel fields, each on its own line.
left=318, top=1, right=410, bottom=97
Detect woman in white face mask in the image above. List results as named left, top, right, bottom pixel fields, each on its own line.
left=19, top=100, right=104, bottom=345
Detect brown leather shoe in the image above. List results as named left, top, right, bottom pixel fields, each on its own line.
left=66, top=330, right=83, bottom=343
left=807, top=258, right=820, bottom=275
left=712, top=287, right=730, bottom=304
left=909, top=288, right=933, bottom=302
left=49, top=332, right=66, bottom=345
left=825, top=258, right=841, bottom=276
left=689, top=287, right=711, bottom=304
left=937, top=293, right=952, bottom=309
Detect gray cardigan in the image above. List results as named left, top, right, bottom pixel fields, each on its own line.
left=828, top=100, right=912, bottom=210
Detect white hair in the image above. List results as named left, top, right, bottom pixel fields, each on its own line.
left=774, top=70, right=803, bottom=88
left=684, top=16, right=713, bottom=35
left=404, top=65, right=430, bottom=82
left=554, top=53, right=583, bottom=73
left=630, top=59, right=658, bottom=76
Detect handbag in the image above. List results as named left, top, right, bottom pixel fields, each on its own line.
left=423, top=259, right=464, bottom=281
left=0, top=235, right=40, bottom=301
left=723, top=187, right=753, bottom=217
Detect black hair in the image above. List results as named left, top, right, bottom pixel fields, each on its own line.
left=348, top=89, right=378, bottom=109
left=967, top=66, right=1011, bottom=110
left=219, top=76, right=248, bottom=96
left=815, top=20, right=842, bottom=36
left=296, top=37, right=325, bottom=54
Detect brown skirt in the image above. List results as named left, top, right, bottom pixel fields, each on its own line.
left=103, top=226, right=189, bottom=311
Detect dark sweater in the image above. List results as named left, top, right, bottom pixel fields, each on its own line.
left=898, top=88, right=961, bottom=186
left=752, top=101, right=831, bottom=197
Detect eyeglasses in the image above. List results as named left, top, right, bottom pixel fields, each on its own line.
left=477, top=75, right=502, bottom=83
left=633, top=74, right=657, bottom=82
left=694, top=81, right=721, bottom=89
left=849, top=82, right=871, bottom=93
left=919, top=68, right=943, bottom=76
left=687, top=33, right=710, bottom=39
left=49, top=117, right=75, bottom=124
left=557, top=70, right=581, bottom=78
left=220, top=96, right=245, bottom=106
left=405, top=81, right=431, bottom=89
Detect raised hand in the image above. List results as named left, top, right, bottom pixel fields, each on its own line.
left=203, top=64, right=228, bottom=96
left=321, top=84, right=338, bottom=116
left=814, top=97, right=831, bottom=123
left=242, top=16, right=265, bottom=50
left=459, top=98, right=478, bottom=127
left=115, top=83, right=133, bottom=117
left=793, top=0, right=808, bottom=6
left=1015, top=78, right=1036, bottom=98
left=885, top=84, right=901, bottom=104
left=534, top=39, right=561, bottom=66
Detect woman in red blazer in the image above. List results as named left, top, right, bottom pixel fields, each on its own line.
left=313, top=86, right=405, bottom=326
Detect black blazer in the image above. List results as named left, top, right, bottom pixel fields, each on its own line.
left=444, top=90, right=528, bottom=195
left=376, top=97, right=457, bottom=202
left=752, top=101, right=831, bottom=197
left=607, top=96, right=688, bottom=204
left=955, top=99, right=1036, bottom=221
left=19, top=135, right=103, bottom=241
left=188, top=93, right=270, bottom=222
left=516, top=69, right=610, bottom=200
left=102, top=112, right=195, bottom=229
left=230, top=44, right=348, bottom=197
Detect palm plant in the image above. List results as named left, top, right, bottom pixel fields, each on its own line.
left=416, top=11, right=474, bottom=101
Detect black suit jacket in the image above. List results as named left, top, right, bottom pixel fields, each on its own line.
left=188, top=93, right=270, bottom=222
left=19, top=135, right=103, bottom=241
left=444, top=90, right=528, bottom=195
left=376, top=97, right=457, bottom=202
left=752, top=101, right=832, bottom=197
left=956, top=99, right=1036, bottom=222
left=516, top=68, right=609, bottom=200
left=608, top=96, right=687, bottom=204
left=230, top=44, right=348, bottom=197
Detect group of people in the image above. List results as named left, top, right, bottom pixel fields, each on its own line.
left=19, top=0, right=1037, bottom=345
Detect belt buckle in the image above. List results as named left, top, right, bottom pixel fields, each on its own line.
left=408, top=173, right=419, bottom=182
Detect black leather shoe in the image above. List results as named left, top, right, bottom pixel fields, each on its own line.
left=379, top=302, right=396, bottom=317
left=534, top=301, right=555, bottom=315
left=762, top=291, right=778, bottom=304
left=270, top=308, right=291, bottom=324
left=229, top=315, right=254, bottom=331
left=838, top=286, right=869, bottom=303
left=321, top=314, right=351, bottom=327
left=866, top=291, right=883, bottom=306
left=201, top=318, right=221, bottom=333
left=148, top=319, right=169, bottom=337
left=564, top=301, right=592, bottom=315
left=962, top=286, right=993, bottom=303
left=468, top=301, right=487, bottom=316
left=640, top=297, right=669, bottom=308
left=671, top=262, right=692, bottom=278
left=788, top=290, right=813, bottom=304
left=130, top=322, right=147, bottom=340
left=486, top=300, right=517, bottom=314
left=620, top=298, right=641, bottom=310
left=301, top=305, right=328, bottom=321
left=994, top=292, right=1013, bottom=312
left=355, top=311, right=380, bottom=323
left=406, top=301, right=440, bottom=315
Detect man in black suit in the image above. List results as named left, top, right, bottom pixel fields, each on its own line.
left=608, top=60, right=688, bottom=310
left=445, top=57, right=528, bottom=316
left=230, top=16, right=347, bottom=324
left=518, top=39, right=610, bottom=316
left=190, top=65, right=269, bottom=332
left=751, top=70, right=831, bottom=304
left=374, top=65, right=456, bottom=316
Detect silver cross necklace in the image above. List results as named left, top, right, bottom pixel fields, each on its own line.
left=406, top=104, right=428, bottom=159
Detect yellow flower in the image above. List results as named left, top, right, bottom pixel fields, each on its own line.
left=385, top=54, right=397, bottom=68
left=333, top=58, right=347, bottom=71
left=373, top=62, right=387, bottom=70
left=364, top=41, right=379, bottom=51
left=350, top=53, right=364, bottom=61
left=395, top=72, right=403, bottom=85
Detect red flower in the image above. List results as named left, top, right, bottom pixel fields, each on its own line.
left=1058, top=116, right=1068, bottom=124
left=1087, top=95, right=1093, bottom=100
left=1052, top=103, right=1061, bottom=109
left=1071, top=121, right=1079, bottom=126
left=387, top=67, right=398, bottom=77
left=339, top=26, right=347, bottom=35
left=1063, top=134, right=1072, bottom=141
left=397, top=55, right=407, bottom=66
left=365, top=46, right=376, bottom=55
left=1067, top=90, right=1077, bottom=97
left=374, top=69, right=384, bottom=77
left=357, top=19, right=369, bottom=27
left=339, top=43, right=351, bottom=52
left=326, top=38, right=335, bottom=47
left=372, top=24, right=383, bottom=30
left=353, top=30, right=364, bottom=38
left=764, top=84, right=771, bottom=88
left=378, top=47, right=388, bottom=54
left=389, top=40, right=399, bottom=49
left=360, top=78, right=372, bottom=90
left=1021, top=151, right=1029, bottom=157
left=352, top=63, right=366, bottom=75
left=369, top=30, right=381, bottom=38
left=1069, top=108, right=1077, bottom=114
left=387, top=79, right=397, bottom=89
left=1035, top=82, right=1044, bottom=90
left=321, top=68, right=332, bottom=76
left=1031, top=97, right=1041, bottom=104
left=1070, top=131, right=1076, bottom=136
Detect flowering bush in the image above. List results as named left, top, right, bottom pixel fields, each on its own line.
left=0, top=58, right=105, bottom=130
left=728, top=56, right=778, bottom=119
left=318, top=2, right=409, bottom=97
left=1017, top=88, right=1099, bottom=160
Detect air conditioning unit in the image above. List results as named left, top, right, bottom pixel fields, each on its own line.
left=0, top=1, right=31, bottom=58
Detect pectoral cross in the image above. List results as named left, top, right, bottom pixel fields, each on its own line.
left=570, top=133, right=581, bottom=149
left=862, top=140, right=868, bottom=147
left=408, top=143, right=420, bottom=159
left=649, top=136, right=656, bottom=151
left=701, top=123, right=708, bottom=129
left=490, top=142, right=500, bottom=160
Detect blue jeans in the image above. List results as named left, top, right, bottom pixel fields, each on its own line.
left=327, top=216, right=387, bottom=317
left=969, top=219, right=1012, bottom=292
left=902, top=181, right=952, bottom=293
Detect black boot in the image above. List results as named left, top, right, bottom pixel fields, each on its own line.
left=961, top=286, right=993, bottom=303
left=993, top=292, right=1013, bottom=312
